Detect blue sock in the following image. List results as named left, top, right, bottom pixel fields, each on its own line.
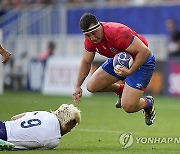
left=144, top=98, right=152, bottom=110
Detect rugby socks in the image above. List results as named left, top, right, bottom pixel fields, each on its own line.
left=115, top=83, right=124, bottom=96
left=144, top=97, right=152, bottom=110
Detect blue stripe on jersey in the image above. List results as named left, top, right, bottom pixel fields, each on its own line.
left=128, top=35, right=135, bottom=47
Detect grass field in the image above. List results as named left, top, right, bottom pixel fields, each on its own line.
left=0, top=91, right=180, bottom=154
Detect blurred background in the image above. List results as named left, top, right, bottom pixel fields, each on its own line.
left=0, top=0, right=180, bottom=97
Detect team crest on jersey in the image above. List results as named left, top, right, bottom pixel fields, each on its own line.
left=110, top=47, right=118, bottom=53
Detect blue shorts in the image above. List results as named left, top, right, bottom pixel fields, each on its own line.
left=0, top=121, right=7, bottom=141
left=101, top=53, right=155, bottom=91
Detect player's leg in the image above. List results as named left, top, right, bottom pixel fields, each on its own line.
left=0, top=121, right=7, bottom=141
left=87, top=67, right=125, bottom=109
left=143, top=95, right=156, bottom=125
left=0, top=139, right=15, bottom=151
left=87, top=66, right=119, bottom=92
left=121, top=84, right=155, bottom=125
left=121, top=83, right=146, bottom=112
left=87, top=58, right=125, bottom=93
left=0, top=121, right=15, bottom=150
left=121, top=52, right=156, bottom=125
left=87, top=58, right=126, bottom=109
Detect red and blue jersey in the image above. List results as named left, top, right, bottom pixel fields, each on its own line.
left=84, top=22, right=148, bottom=59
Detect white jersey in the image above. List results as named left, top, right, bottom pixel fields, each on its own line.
left=5, top=111, right=61, bottom=150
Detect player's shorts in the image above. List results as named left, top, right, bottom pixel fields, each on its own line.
left=0, top=121, right=7, bottom=141
left=101, top=52, right=155, bottom=91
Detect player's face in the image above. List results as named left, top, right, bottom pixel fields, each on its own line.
left=62, top=120, right=77, bottom=135
left=84, top=24, right=104, bottom=43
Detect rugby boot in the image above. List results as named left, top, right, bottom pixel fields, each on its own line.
left=0, top=139, right=15, bottom=151
left=115, top=95, right=122, bottom=108
left=144, top=96, right=156, bottom=126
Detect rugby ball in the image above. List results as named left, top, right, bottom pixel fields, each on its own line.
left=113, top=52, right=133, bottom=69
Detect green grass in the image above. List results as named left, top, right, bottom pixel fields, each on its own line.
left=0, top=91, right=180, bottom=154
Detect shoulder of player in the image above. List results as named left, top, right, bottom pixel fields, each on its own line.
left=25, top=111, right=52, bottom=116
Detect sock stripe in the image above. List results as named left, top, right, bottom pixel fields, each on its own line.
left=115, top=84, right=124, bottom=96
left=144, top=98, right=152, bottom=109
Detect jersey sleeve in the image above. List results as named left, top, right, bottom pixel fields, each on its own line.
left=114, top=27, right=134, bottom=50
left=84, top=38, right=96, bottom=52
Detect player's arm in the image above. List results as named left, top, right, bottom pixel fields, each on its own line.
left=11, top=113, right=26, bottom=121
left=72, top=50, right=95, bottom=103
left=75, top=50, right=95, bottom=87
left=0, top=44, right=11, bottom=63
left=126, top=36, right=150, bottom=74
left=116, top=36, right=150, bottom=77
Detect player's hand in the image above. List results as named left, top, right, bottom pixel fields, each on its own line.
left=114, top=66, right=131, bottom=77
left=1, top=51, right=11, bottom=63
left=72, top=86, right=83, bottom=104
left=0, top=46, right=11, bottom=63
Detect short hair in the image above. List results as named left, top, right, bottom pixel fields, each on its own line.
left=48, top=41, right=55, bottom=49
left=52, top=104, right=81, bottom=129
left=79, top=13, right=99, bottom=31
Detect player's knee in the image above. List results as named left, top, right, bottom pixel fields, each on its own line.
left=121, top=102, right=135, bottom=113
left=87, top=83, right=96, bottom=93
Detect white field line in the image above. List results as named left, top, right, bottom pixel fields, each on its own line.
left=77, top=129, right=138, bottom=134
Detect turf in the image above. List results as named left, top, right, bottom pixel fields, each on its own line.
left=0, top=91, right=180, bottom=154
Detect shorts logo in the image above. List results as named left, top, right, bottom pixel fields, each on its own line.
left=136, top=83, right=142, bottom=89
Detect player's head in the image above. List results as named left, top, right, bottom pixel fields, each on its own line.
left=165, top=18, right=178, bottom=33
left=52, top=104, right=81, bottom=135
left=48, top=41, right=56, bottom=55
left=79, top=13, right=104, bottom=43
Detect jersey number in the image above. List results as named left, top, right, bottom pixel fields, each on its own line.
left=21, top=119, right=42, bottom=128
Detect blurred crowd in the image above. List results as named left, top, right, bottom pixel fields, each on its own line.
left=0, top=0, right=180, bottom=14
left=0, top=0, right=57, bottom=17
left=66, top=0, right=180, bottom=6
left=0, top=0, right=180, bottom=11
left=0, top=0, right=55, bottom=10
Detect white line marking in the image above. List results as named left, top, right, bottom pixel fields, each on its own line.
left=77, top=129, right=124, bottom=134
